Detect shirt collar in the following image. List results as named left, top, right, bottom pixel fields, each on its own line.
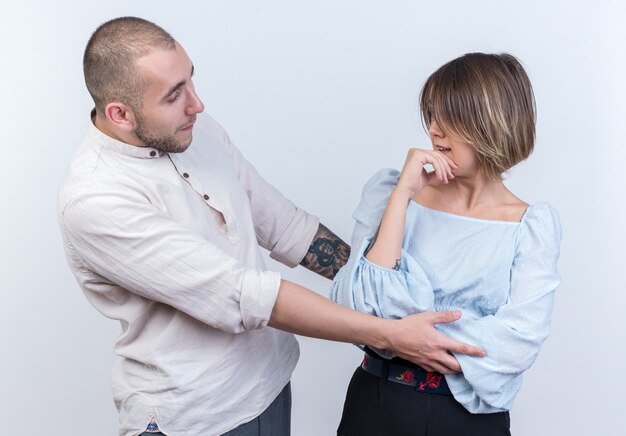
left=87, top=109, right=163, bottom=159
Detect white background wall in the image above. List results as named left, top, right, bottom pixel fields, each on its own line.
left=1, top=1, right=624, bottom=435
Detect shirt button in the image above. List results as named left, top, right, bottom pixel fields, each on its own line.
left=150, top=151, right=156, bottom=157
left=203, top=194, right=209, bottom=200
left=183, top=173, right=189, bottom=178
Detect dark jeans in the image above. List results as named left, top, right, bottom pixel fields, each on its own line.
left=337, top=367, right=510, bottom=436
left=140, top=382, right=291, bottom=436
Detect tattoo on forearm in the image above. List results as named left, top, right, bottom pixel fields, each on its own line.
left=393, top=258, right=401, bottom=271
left=300, top=223, right=351, bottom=280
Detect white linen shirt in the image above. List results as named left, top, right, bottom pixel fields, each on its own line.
left=58, top=111, right=319, bottom=436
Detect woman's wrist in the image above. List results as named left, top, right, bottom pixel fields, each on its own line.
left=392, top=184, right=416, bottom=201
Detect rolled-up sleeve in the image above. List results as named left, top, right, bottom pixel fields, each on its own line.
left=61, top=189, right=281, bottom=333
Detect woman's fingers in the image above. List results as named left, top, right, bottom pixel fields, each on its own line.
left=440, top=152, right=459, bottom=169
left=400, top=148, right=457, bottom=192
left=435, top=152, right=456, bottom=182
left=425, top=151, right=456, bottom=184
left=417, top=151, right=449, bottom=183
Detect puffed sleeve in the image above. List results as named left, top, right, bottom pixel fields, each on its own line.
left=437, top=203, right=562, bottom=413
left=331, top=169, right=435, bottom=356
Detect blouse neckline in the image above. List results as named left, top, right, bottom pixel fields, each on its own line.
left=410, top=201, right=532, bottom=225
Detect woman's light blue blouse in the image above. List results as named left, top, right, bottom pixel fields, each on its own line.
left=331, top=169, right=562, bottom=414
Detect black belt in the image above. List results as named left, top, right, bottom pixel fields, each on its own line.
left=360, top=348, right=452, bottom=395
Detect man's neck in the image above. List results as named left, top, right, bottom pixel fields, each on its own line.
left=93, top=112, right=139, bottom=146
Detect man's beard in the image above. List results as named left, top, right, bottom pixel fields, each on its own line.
left=133, top=111, right=192, bottom=154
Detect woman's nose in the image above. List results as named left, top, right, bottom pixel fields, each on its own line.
left=429, top=120, right=445, bottom=138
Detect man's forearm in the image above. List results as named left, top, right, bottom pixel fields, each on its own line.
left=299, top=223, right=350, bottom=279
left=268, top=279, right=486, bottom=373
left=268, top=279, right=391, bottom=349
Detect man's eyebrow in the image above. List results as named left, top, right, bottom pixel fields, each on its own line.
left=162, top=64, right=195, bottom=101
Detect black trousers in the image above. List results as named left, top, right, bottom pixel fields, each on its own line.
left=337, top=367, right=511, bottom=436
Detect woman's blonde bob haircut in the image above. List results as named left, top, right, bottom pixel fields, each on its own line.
left=419, top=53, right=536, bottom=179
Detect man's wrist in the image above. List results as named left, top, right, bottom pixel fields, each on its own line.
left=362, top=316, right=394, bottom=351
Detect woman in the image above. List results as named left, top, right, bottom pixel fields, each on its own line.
left=331, top=53, right=561, bottom=435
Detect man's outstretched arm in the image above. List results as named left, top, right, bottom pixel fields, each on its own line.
left=269, top=279, right=486, bottom=374
left=299, top=223, right=350, bottom=280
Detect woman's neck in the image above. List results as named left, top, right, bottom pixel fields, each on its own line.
left=442, top=175, right=504, bottom=209
left=413, top=173, right=527, bottom=222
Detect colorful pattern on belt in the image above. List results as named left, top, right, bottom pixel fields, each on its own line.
left=361, top=352, right=452, bottom=395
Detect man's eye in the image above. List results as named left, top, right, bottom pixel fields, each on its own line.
left=169, top=89, right=182, bottom=103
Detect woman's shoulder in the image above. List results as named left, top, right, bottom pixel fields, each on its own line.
left=363, top=168, right=400, bottom=190
left=353, top=168, right=400, bottom=225
left=518, top=202, right=562, bottom=248
left=523, top=202, right=560, bottom=226
left=359, top=168, right=401, bottom=203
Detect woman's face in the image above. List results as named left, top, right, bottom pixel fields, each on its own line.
left=429, top=120, right=479, bottom=178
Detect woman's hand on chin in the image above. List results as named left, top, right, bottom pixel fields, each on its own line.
left=396, top=148, right=458, bottom=196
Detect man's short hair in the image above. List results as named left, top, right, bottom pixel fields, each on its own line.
left=83, top=17, right=176, bottom=116
left=419, top=53, right=536, bottom=179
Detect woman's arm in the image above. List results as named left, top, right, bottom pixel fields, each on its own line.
left=437, top=204, right=562, bottom=413
left=331, top=165, right=484, bottom=374
left=365, top=148, right=456, bottom=269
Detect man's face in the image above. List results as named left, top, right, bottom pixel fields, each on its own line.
left=132, top=42, right=205, bottom=153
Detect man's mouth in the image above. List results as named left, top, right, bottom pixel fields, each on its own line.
left=179, top=117, right=197, bottom=132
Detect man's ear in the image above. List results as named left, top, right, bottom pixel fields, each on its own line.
left=104, top=101, right=136, bottom=133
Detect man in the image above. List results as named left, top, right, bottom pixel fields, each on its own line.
left=58, top=16, right=483, bottom=436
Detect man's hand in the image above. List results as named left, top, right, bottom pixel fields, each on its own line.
left=383, top=311, right=485, bottom=374
left=269, top=281, right=484, bottom=375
